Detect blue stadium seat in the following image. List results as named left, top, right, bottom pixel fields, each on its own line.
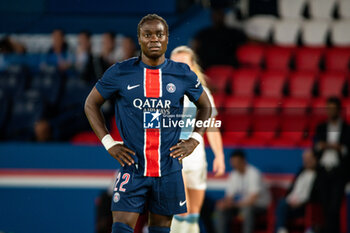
left=0, top=89, right=10, bottom=140
left=29, top=67, right=63, bottom=106
left=6, top=89, right=44, bottom=141
left=0, top=65, right=29, bottom=98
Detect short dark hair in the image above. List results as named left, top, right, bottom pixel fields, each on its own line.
left=230, top=149, right=246, bottom=160
left=137, top=14, right=169, bottom=38
left=327, top=96, right=341, bottom=109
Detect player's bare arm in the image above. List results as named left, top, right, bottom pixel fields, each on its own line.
left=170, top=91, right=211, bottom=160
left=84, top=87, right=135, bottom=166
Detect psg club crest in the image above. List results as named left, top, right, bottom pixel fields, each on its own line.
left=166, top=83, right=176, bottom=93
left=113, top=192, right=120, bottom=203
left=143, top=110, right=161, bottom=129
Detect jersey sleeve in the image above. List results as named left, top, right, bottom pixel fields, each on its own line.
left=95, top=64, right=120, bottom=100
left=184, top=70, right=204, bottom=103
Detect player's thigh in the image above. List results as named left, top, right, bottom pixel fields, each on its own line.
left=112, top=211, right=139, bottom=228
left=148, top=212, right=173, bottom=227
left=111, top=168, right=150, bottom=215
left=183, top=167, right=207, bottom=190
left=187, top=188, right=205, bottom=214
left=149, top=170, right=187, bottom=216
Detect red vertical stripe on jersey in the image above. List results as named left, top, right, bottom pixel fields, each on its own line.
left=145, top=69, right=160, bottom=98
left=144, top=68, right=161, bottom=177
left=145, top=129, right=160, bottom=177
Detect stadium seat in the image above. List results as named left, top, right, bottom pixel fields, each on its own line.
left=301, top=20, right=331, bottom=46
left=281, top=97, right=310, bottom=114
left=0, top=89, right=10, bottom=140
left=236, top=44, right=265, bottom=68
left=274, top=114, right=309, bottom=146
left=252, top=97, right=282, bottom=115
left=222, top=96, right=253, bottom=145
left=294, top=47, right=325, bottom=72
left=259, top=70, right=288, bottom=97
left=224, top=96, right=253, bottom=114
left=29, top=67, right=63, bottom=106
left=288, top=71, right=317, bottom=98
left=6, top=89, right=44, bottom=141
left=330, top=20, right=350, bottom=46
left=309, top=0, right=337, bottom=19
left=278, top=0, right=307, bottom=19
left=0, top=65, right=29, bottom=97
left=338, top=0, right=350, bottom=19
left=248, top=97, right=281, bottom=145
left=241, top=114, right=280, bottom=146
left=272, top=19, right=301, bottom=46
left=324, top=47, right=350, bottom=72
left=342, top=98, right=350, bottom=123
left=264, top=46, right=294, bottom=71
left=243, top=15, right=277, bottom=42
left=318, top=72, right=346, bottom=97
left=231, top=69, right=260, bottom=97
left=211, top=93, right=226, bottom=110
left=310, top=98, right=328, bottom=135
left=205, top=65, right=234, bottom=93
left=222, top=114, right=252, bottom=145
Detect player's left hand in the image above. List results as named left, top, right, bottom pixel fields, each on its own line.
left=213, top=157, right=225, bottom=177
left=169, top=138, right=199, bottom=160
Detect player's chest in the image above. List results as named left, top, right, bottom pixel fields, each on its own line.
left=118, top=70, right=186, bottom=105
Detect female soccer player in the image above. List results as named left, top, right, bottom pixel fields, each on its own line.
left=170, top=46, right=226, bottom=233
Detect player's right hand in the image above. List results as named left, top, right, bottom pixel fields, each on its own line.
left=107, top=144, right=135, bottom=167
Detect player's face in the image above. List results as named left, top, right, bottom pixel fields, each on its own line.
left=138, top=20, right=168, bottom=59
left=170, top=52, right=194, bottom=71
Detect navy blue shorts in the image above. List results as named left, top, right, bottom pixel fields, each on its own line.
left=111, top=166, right=187, bottom=216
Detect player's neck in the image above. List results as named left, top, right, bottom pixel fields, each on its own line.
left=141, top=54, right=165, bottom=67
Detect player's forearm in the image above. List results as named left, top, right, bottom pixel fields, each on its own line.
left=84, top=93, right=109, bottom=140
left=207, top=126, right=224, bottom=159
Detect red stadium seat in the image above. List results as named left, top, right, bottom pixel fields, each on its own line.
left=239, top=97, right=281, bottom=146
left=241, top=114, right=280, bottom=146
left=294, top=47, right=325, bottom=72
left=253, top=97, right=281, bottom=115
left=260, top=70, right=288, bottom=98
left=222, top=114, right=252, bottom=145
left=231, top=69, right=260, bottom=97
left=265, top=46, right=294, bottom=71
left=309, top=98, right=328, bottom=136
left=273, top=114, right=309, bottom=146
left=236, top=44, right=265, bottom=68
left=289, top=71, right=317, bottom=98
left=325, top=47, right=350, bottom=72
left=318, top=72, right=346, bottom=98
left=222, top=96, right=253, bottom=145
left=281, top=97, right=310, bottom=114
left=342, top=98, right=350, bottom=124
left=211, top=93, right=226, bottom=109
left=205, top=65, right=234, bottom=93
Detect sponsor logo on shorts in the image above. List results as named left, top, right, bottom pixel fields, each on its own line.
left=179, top=200, right=186, bottom=206
left=113, top=192, right=120, bottom=203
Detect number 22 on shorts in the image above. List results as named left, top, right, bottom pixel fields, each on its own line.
left=113, top=172, right=130, bottom=192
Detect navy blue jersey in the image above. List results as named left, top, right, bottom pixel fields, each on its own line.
left=95, top=58, right=203, bottom=177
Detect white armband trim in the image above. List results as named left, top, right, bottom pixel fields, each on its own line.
left=190, top=132, right=203, bottom=143
left=101, top=134, right=123, bottom=151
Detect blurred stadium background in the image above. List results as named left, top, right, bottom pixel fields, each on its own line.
left=0, top=0, right=350, bottom=232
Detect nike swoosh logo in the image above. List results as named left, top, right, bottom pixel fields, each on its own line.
left=127, top=84, right=140, bottom=90
left=179, top=200, right=186, bottom=206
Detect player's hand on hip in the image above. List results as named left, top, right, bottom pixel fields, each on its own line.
left=108, top=144, right=135, bottom=167
left=169, top=138, right=199, bottom=160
